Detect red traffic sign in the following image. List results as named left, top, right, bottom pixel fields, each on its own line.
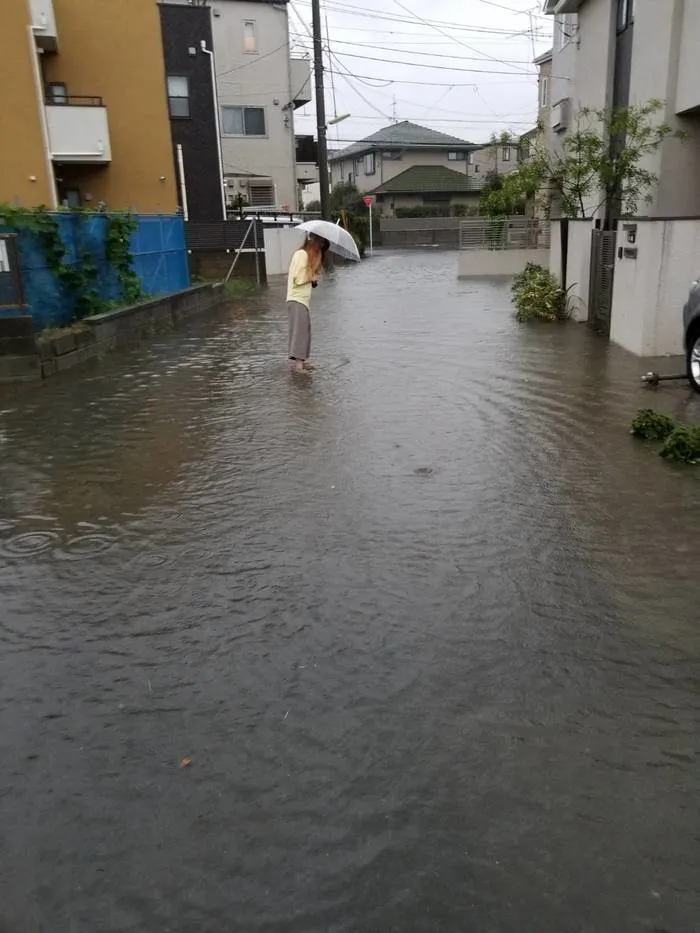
left=363, top=195, right=376, bottom=207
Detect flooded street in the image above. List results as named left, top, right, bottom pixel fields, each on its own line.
left=1, top=250, right=699, bottom=932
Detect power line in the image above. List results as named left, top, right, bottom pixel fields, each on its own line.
left=290, top=34, right=538, bottom=65
left=391, top=0, right=531, bottom=75
left=329, top=48, right=538, bottom=76
left=293, top=0, right=550, bottom=33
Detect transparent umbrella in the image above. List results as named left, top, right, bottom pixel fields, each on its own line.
left=295, top=219, right=361, bottom=262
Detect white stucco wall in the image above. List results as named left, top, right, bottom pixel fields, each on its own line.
left=458, top=248, right=550, bottom=278
left=263, top=226, right=304, bottom=276
left=610, top=219, right=700, bottom=357
left=676, top=0, right=700, bottom=115
left=566, top=220, right=593, bottom=322
left=212, top=0, right=298, bottom=209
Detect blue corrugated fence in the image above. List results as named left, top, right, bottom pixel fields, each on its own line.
left=2, top=213, right=189, bottom=329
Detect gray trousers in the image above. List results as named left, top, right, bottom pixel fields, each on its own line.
left=288, top=301, right=311, bottom=360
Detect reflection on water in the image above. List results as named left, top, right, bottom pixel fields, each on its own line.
left=1, top=252, right=699, bottom=933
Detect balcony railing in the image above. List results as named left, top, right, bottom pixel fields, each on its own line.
left=459, top=218, right=550, bottom=251
left=45, top=94, right=104, bottom=107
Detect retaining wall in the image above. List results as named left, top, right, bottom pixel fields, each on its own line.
left=458, top=248, right=550, bottom=278
left=0, top=283, right=224, bottom=384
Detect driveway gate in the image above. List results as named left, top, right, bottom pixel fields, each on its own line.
left=588, top=228, right=617, bottom=335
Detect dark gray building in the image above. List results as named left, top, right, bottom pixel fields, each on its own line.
left=159, top=2, right=225, bottom=221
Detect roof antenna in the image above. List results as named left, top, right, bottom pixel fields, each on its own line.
left=392, top=96, right=398, bottom=124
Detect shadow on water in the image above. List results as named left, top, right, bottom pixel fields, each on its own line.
left=0, top=251, right=699, bottom=932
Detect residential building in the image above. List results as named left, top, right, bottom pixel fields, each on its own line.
left=207, top=0, right=311, bottom=210
left=329, top=121, right=521, bottom=207
left=159, top=2, right=225, bottom=221
left=544, top=0, right=700, bottom=357
left=330, top=122, right=481, bottom=194
left=367, top=166, right=483, bottom=216
left=0, top=0, right=178, bottom=213
left=544, top=0, right=700, bottom=218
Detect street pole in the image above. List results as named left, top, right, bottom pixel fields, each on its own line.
left=312, top=0, right=330, bottom=219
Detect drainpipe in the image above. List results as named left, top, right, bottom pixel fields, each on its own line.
left=200, top=40, right=227, bottom=219
left=176, top=144, right=189, bottom=221
left=27, top=26, right=58, bottom=209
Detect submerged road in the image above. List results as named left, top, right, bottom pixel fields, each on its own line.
left=0, top=251, right=699, bottom=932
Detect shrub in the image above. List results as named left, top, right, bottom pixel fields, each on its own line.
left=630, top=409, right=700, bottom=464
left=511, top=263, right=570, bottom=322
left=659, top=425, right=700, bottom=463
left=631, top=409, right=676, bottom=441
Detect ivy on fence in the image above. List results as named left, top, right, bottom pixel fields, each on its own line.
left=0, top=205, right=144, bottom=320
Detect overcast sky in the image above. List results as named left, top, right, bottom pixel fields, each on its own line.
left=289, top=0, right=552, bottom=149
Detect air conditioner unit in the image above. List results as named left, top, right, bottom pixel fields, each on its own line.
left=551, top=98, right=570, bottom=132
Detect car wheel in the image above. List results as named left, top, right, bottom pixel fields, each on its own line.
left=688, top=327, right=700, bottom=393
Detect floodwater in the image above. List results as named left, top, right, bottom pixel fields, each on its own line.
left=0, top=251, right=699, bottom=933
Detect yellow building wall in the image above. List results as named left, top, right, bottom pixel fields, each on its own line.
left=0, top=0, right=55, bottom=207
left=44, top=0, right=178, bottom=214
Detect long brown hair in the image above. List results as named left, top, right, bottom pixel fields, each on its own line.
left=303, top=234, right=328, bottom=279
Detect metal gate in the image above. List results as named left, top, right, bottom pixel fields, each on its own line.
left=588, top=228, right=617, bottom=335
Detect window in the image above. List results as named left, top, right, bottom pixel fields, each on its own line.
left=448, top=151, right=466, bottom=161
left=558, top=13, right=576, bottom=49
left=167, top=76, right=190, bottom=118
left=248, top=184, right=274, bottom=206
left=540, top=75, right=550, bottom=109
left=502, top=147, right=511, bottom=161
left=243, top=20, right=257, bottom=53
left=221, top=106, right=266, bottom=136
left=364, top=152, right=376, bottom=175
left=617, top=0, right=634, bottom=31
left=47, top=82, right=67, bottom=104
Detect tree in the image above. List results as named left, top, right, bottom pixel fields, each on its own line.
left=480, top=100, right=686, bottom=220
left=330, top=180, right=365, bottom=215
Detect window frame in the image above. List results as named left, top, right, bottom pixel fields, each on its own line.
left=47, top=82, right=68, bottom=105
left=617, top=0, right=634, bottom=32
left=558, top=13, right=576, bottom=50
left=501, top=147, right=511, bottom=161
left=221, top=105, right=267, bottom=137
left=243, top=19, right=257, bottom=54
left=364, top=152, right=376, bottom=175
left=167, top=75, right=190, bottom=119
left=447, top=150, right=466, bottom=162
left=540, top=75, right=550, bottom=109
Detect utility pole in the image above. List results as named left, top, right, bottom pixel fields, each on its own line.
left=312, top=0, right=330, bottom=219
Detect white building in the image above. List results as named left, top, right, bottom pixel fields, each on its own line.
left=209, top=0, right=311, bottom=209
left=543, top=0, right=700, bottom=356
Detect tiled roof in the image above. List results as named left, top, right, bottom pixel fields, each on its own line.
left=329, top=121, right=474, bottom=162
left=368, top=165, right=484, bottom=195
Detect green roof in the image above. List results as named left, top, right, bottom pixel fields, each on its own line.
left=368, top=165, right=483, bottom=196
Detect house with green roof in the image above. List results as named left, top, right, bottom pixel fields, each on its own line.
left=366, top=165, right=484, bottom=216
left=328, top=121, right=522, bottom=216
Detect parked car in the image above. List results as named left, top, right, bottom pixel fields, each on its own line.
left=683, top=279, right=700, bottom=392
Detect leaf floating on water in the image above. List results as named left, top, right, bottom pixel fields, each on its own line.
left=180, top=757, right=193, bottom=770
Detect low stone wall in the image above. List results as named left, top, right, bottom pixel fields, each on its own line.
left=0, top=283, right=225, bottom=384
left=190, top=250, right=266, bottom=282
left=458, top=248, right=550, bottom=278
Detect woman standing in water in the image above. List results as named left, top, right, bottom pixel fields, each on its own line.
left=287, top=233, right=329, bottom=373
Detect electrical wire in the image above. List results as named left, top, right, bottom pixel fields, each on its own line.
left=290, top=34, right=538, bottom=66
left=293, top=0, right=550, bottom=31
left=391, top=0, right=531, bottom=74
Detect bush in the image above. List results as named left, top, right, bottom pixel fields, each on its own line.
left=511, top=263, right=570, bottom=322
left=659, top=425, right=700, bottom=463
left=631, top=409, right=676, bottom=441
left=394, top=204, right=478, bottom=218
left=630, top=409, right=700, bottom=464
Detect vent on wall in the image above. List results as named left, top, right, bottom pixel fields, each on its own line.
left=551, top=98, right=571, bottom=132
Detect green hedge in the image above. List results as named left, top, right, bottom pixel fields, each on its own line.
left=394, top=204, right=479, bottom=218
